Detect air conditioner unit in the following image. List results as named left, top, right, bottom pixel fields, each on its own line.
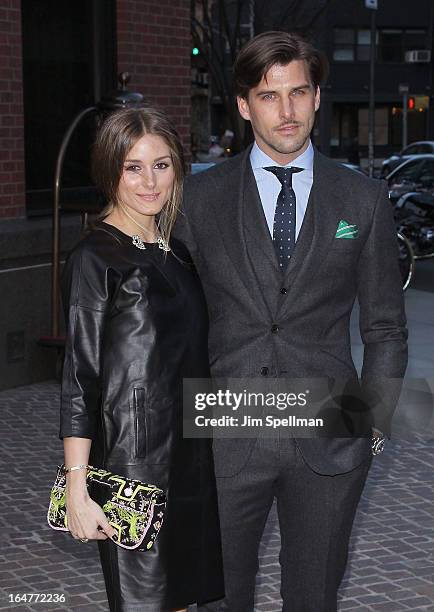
left=405, top=50, right=431, bottom=63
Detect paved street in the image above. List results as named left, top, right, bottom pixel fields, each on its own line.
left=411, top=259, right=434, bottom=296
left=0, top=286, right=433, bottom=612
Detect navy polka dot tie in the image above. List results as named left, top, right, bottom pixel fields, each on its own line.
left=264, top=165, right=303, bottom=270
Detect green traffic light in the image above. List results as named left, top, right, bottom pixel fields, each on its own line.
left=192, top=47, right=199, bottom=56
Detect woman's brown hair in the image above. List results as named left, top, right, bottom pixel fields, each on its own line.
left=92, top=106, right=185, bottom=245
left=233, top=31, right=329, bottom=99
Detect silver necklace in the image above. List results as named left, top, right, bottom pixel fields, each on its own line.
left=119, top=203, right=171, bottom=252
left=132, top=235, right=147, bottom=250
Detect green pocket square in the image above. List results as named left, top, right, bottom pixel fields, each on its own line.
left=335, top=219, right=358, bottom=239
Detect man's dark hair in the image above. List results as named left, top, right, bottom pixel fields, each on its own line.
left=233, top=31, right=329, bottom=99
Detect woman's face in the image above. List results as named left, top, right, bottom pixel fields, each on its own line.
left=117, top=133, right=175, bottom=219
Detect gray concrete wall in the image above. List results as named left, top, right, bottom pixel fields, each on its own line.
left=0, top=215, right=82, bottom=390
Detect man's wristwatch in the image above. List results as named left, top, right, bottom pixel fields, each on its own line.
left=371, top=429, right=386, bottom=456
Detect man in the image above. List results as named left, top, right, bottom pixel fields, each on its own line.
left=176, top=31, right=408, bottom=611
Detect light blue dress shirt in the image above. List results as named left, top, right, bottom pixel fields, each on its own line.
left=249, top=140, right=314, bottom=240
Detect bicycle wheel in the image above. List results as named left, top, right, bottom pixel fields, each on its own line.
left=397, top=232, right=415, bottom=291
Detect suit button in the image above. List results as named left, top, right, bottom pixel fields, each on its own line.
left=260, top=367, right=269, bottom=376
left=280, top=287, right=287, bottom=295
left=271, top=324, right=279, bottom=333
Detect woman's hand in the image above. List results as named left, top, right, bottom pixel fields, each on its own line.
left=66, top=486, right=116, bottom=541
left=62, top=437, right=116, bottom=541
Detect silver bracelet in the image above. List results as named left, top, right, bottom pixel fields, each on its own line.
left=371, top=436, right=386, bottom=456
left=64, top=464, right=89, bottom=474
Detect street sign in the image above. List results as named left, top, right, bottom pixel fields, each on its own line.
left=365, top=0, right=378, bottom=8
left=398, top=83, right=409, bottom=94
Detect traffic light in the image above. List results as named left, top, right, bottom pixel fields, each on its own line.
left=408, top=97, right=415, bottom=110
left=192, top=47, right=200, bottom=56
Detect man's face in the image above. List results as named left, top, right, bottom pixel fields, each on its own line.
left=237, top=60, right=320, bottom=164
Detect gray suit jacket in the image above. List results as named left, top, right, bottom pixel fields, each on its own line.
left=176, top=146, right=408, bottom=476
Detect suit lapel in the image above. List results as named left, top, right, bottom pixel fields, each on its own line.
left=243, top=161, right=278, bottom=269
left=208, top=148, right=270, bottom=319
left=242, top=158, right=282, bottom=316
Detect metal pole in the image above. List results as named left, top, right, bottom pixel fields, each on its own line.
left=368, top=8, right=376, bottom=178
left=51, top=106, right=97, bottom=337
left=426, top=0, right=434, bottom=139
left=402, top=92, right=408, bottom=149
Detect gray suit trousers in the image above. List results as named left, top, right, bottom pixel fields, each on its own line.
left=200, top=438, right=371, bottom=612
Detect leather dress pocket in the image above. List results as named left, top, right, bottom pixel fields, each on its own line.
left=133, top=387, right=149, bottom=458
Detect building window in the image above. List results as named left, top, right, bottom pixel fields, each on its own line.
left=378, top=29, right=427, bottom=62
left=333, top=29, right=355, bottom=61
left=356, top=29, right=371, bottom=61
left=331, top=102, right=429, bottom=154
left=331, top=104, right=389, bottom=150
left=333, top=28, right=377, bottom=62
left=21, top=0, right=116, bottom=215
left=330, top=104, right=359, bottom=162
left=404, top=29, right=427, bottom=53
left=379, top=29, right=402, bottom=62
left=358, top=108, right=388, bottom=146
left=334, top=27, right=427, bottom=63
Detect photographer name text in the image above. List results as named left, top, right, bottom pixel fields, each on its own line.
left=194, top=415, right=324, bottom=428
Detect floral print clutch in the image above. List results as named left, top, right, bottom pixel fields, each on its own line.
left=47, top=465, right=166, bottom=550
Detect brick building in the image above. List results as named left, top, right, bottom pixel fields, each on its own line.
left=0, top=0, right=191, bottom=389
left=0, top=0, right=24, bottom=220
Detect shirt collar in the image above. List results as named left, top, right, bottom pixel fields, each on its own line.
left=250, top=139, right=314, bottom=172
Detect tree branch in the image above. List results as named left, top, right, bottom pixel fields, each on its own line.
left=231, top=0, right=245, bottom=56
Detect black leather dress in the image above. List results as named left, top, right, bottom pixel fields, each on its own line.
left=59, top=222, right=224, bottom=611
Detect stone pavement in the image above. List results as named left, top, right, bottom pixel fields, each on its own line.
left=0, top=381, right=433, bottom=612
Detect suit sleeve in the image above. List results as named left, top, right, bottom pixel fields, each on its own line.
left=356, top=180, right=408, bottom=435
left=59, top=245, right=113, bottom=440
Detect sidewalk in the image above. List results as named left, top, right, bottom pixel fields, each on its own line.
left=0, top=288, right=433, bottom=612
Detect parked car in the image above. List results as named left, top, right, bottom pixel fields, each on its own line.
left=191, top=162, right=216, bottom=175
left=380, top=141, right=434, bottom=177
left=341, top=162, right=365, bottom=174
left=386, top=155, right=434, bottom=206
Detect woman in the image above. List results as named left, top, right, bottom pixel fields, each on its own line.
left=59, top=107, right=224, bottom=612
